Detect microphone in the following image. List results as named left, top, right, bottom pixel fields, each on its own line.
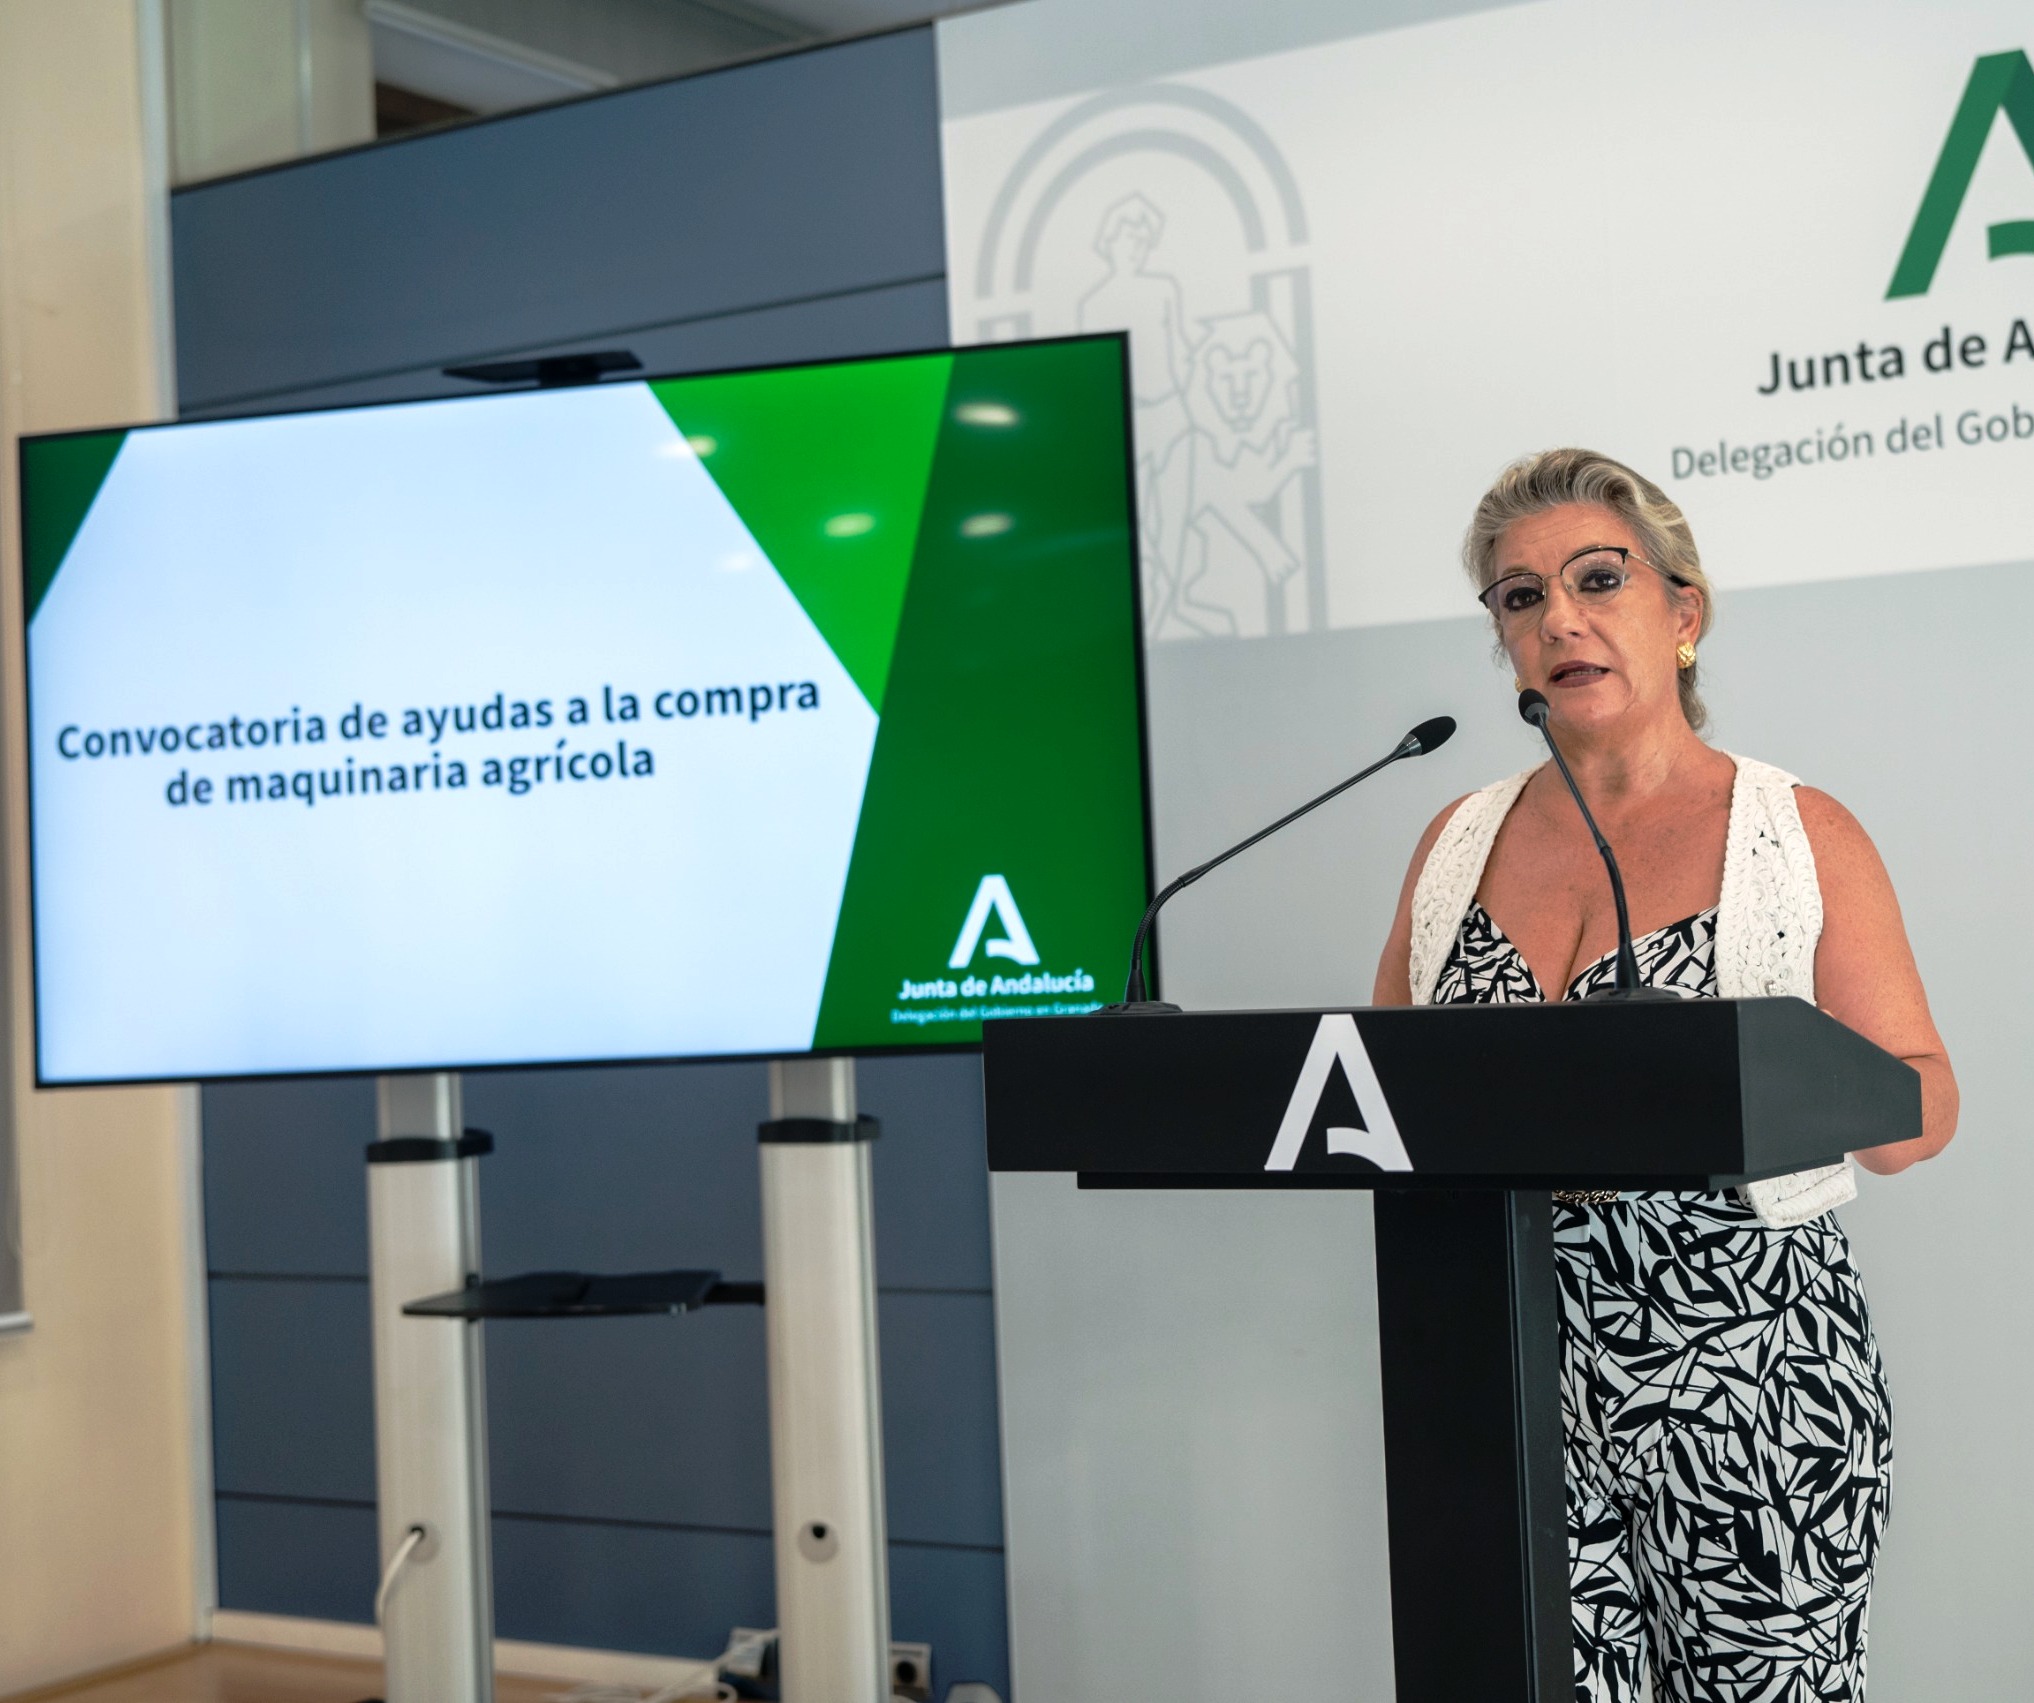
left=1516, top=690, right=1673, bottom=1001
left=1110, top=715, right=1457, bottom=1012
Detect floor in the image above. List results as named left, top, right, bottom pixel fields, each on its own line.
left=3, top=1645, right=569, bottom=1703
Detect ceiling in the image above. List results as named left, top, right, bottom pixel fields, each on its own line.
left=369, top=0, right=996, bottom=116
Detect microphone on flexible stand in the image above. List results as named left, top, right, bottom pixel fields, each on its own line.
left=1106, top=715, right=1458, bottom=1013
left=1516, top=689, right=1675, bottom=1002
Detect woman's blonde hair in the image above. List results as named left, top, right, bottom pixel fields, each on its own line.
left=1462, top=448, right=1715, bottom=732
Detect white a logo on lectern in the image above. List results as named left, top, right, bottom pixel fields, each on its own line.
left=948, top=875, right=1040, bottom=969
left=1264, top=1014, right=1412, bottom=1173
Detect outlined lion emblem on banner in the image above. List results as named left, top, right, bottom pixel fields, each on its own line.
left=969, top=85, right=1324, bottom=643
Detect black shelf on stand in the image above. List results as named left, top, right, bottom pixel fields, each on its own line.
left=404, top=1269, right=763, bottom=1319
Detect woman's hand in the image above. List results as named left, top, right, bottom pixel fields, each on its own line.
left=1798, top=789, right=1959, bottom=1174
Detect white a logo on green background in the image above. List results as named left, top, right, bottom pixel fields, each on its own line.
left=949, top=875, right=1039, bottom=969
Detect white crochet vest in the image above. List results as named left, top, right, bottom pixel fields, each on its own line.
left=1406, top=753, right=1856, bottom=1228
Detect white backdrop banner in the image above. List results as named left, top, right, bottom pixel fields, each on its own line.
left=943, top=0, right=2034, bottom=639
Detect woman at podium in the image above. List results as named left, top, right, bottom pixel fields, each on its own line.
left=1373, top=448, right=1958, bottom=1703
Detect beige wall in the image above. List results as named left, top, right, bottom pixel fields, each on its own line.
left=0, top=1, right=204, bottom=1690
left=167, top=0, right=374, bottom=185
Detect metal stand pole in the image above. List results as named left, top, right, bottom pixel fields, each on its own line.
left=367, top=1073, right=494, bottom=1703
left=760, top=1057, right=890, bottom=1703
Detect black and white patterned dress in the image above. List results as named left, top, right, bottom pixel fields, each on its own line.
left=1433, top=902, right=1892, bottom=1703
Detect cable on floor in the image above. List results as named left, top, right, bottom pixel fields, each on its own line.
left=545, top=1625, right=775, bottom=1703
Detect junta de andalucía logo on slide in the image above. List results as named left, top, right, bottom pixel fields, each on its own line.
left=889, top=874, right=1099, bottom=1025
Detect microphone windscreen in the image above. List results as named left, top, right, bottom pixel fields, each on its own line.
left=1406, top=715, right=1456, bottom=755
left=1517, top=688, right=1550, bottom=726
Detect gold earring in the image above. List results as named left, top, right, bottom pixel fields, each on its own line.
left=1676, top=642, right=1697, bottom=670
left=1513, top=674, right=1525, bottom=692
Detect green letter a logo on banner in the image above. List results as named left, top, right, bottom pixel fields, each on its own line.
left=1887, top=50, right=2034, bottom=299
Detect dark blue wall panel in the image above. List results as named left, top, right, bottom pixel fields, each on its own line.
left=209, top=1277, right=374, bottom=1503
left=880, top=1293, right=1004, bottom=1550
left=493, top=1516, right=777, bottom=1661
left=891, top=1544, right=1010, bottom=1698
left=172, top=30, right=943, bottom=412
left=177, top=279, right=953, bottom=421
left=464, top=1062, right=770, bottom=1278
left=486, top=1309, right=774, bottom=1531
left=204, top=1079, right=374, bottom=1276
left=863, top=1053, right=995, bottom=1292
left=186, top=28, right=1007, bottom=1692
left=216, top=1496, right=379, bottom=1624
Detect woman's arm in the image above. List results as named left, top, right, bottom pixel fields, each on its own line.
left=1372, top=800, right=1467, bottom=1007
left=1796, top=787, right=1959, bottom=1174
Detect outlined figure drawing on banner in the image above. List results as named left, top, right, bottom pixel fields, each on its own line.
left=969, top=83, right=1324, bottom=644
left=1079, top=197, right=1316, bottom=640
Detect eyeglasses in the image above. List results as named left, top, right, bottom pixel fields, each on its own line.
left=1477, top=546, right=1683, bottom=627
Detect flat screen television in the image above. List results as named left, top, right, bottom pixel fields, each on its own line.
left=20, top=335, right=1151, bottom=1084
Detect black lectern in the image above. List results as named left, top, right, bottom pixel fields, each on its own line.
left=983, top=1000, right=1919, bottom=1703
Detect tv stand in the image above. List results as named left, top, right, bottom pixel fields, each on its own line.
left=390, top=1057, right=895, bottom=1703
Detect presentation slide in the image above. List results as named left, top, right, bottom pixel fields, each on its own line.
left=22, top=337, right=1148, bottom=1084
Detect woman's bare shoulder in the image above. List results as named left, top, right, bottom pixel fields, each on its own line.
left=1793, top=784, right=1860, bottom=829
left=1794, top=785, right=1874, bottom=848
left=1792, top=785, right=1892, bottom=887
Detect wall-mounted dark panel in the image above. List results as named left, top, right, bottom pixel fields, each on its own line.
left=486, top=1308, right=773, bottom=1532
left=881, top=1291, right=1004, bottom=1550
left=465, top=1061, right=769, bottom=1278
left=204, top=1079, right=375, bottom=1276
left=176, top=279, right=954, bottom=421
left=492, top=1514, right=777, bottom=1660
left=216, top=1495, right=378, bottom=1624
left=465, top=1053, right=993, bottom=1296
left=210, top=1277, right=374, bottom=1504
left=864, top=1053, right=993, bottom=1292
left=890, top=1542, right=1011, bottom=1698
left=171, top=29, right=944, bottom=412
